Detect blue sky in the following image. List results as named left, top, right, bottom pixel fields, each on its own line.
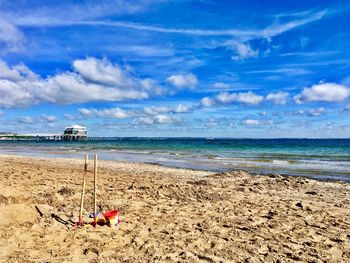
left=0, top=0, right=350, bottom=137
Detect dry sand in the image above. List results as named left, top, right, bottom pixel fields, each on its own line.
left=0, top=154, right=349, bottom=262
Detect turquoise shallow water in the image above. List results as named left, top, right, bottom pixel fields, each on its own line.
left=0, top=138, right=349, bottom=182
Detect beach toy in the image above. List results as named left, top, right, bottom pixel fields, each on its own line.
left=89, top=211, right=99, bottom=218
left=103, top=210, right=120, bottom=227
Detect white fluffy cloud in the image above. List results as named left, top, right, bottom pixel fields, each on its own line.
left=140, top=79, right=164, bottom=96
left=166, top=73, right=198, bottom=89
left=294, top=82, right=350, bottom=103
left=200, top=91, right=263, bottom=107
left=40, top=115, right=57, bottom=122
left=76, top=103, right=193, bottom=121
left=17, top=116, right=35, bottom=124
left=0, top=64, right=41, bottom=107
left=17, top=115, right=57, bottom=124
left=143, top=104, right=193, bottom=115
left=200, top=97, right=216, bottom=107
left=0, top=58, right=158, bottom=108
left=0, top=18, right=24, bottom=52
left=155, top=115, right=178, bottom=124
left=230, top=42, right=258, bottom=61
left=242, top=119, right=274, bottom=126
left=295, top=107, right=327, bottom=117
left=0, top=61, right=27, bottom=81
left=134, top=115, right=181, bottom=125
left=307, top=107, right=327, bottom=117
left=45, top=72, right=149, bottom=104
left=242, top=119, right=260, bottom=125
left=265, top=91, right=289, bottom=105
left=78, top=107, right=130, bottom=119
left=216, top=91, right=263, bottom=105
left=73, top=57, right=135, bottom=87
left=143, top=106, right=170, bottom=115
left=174, top=104, right=193, bottom=113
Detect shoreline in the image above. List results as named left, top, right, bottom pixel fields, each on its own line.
left=0, top=153, right=213, bottom=177
left=1, top=154, right=350, bottom=262
left=1, top=151, right=350, bottom=184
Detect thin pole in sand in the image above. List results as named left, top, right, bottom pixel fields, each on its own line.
left=79, top=154, right=88, bottom=226
left=93, top=154, right=98, bottom=227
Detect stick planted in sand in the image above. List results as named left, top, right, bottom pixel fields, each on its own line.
left=93, top=154, right=98, bottom=227
left=78, top=154, right=88, bottom=225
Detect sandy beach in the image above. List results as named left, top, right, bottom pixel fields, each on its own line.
left=0, top=154, right=349, bottom=262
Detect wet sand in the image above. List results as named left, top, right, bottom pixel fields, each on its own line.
left=0, top=154, right=349, bottom=262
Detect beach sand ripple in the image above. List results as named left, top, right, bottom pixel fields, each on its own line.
left=0, top=155, right=349, bottom=262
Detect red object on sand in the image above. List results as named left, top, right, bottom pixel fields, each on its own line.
left=103, top=210, right=119, bottom=219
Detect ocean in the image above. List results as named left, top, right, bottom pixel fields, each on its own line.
left=0, top=138, right=349, bottom=182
